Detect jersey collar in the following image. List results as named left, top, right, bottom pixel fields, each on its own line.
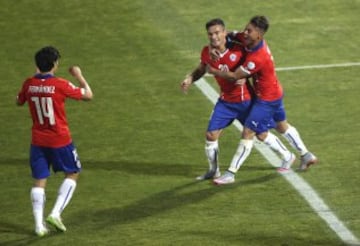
left=245, top=40, right=264, bottom=52
left=34, top=73, right=55, bottom=79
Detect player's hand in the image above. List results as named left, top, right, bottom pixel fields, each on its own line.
left=180, top=76, right=192, bottom=94
left=209, top=46, right=221, bottom=61
left=69, top=66, right=82, bottom=78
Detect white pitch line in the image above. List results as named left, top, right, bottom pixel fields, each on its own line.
left=276, top=62, right=360, bottom=71
left=195, top=78, right=360, bottom=246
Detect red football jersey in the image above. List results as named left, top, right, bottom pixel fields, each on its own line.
left=201, top=46, right=251, bottom=103
left=17, top=74, right=83, bottom=147
left=240, top=40, right=283, bottom=101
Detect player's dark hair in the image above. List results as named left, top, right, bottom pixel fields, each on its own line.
left=250, top=15, right=269, bottom=34
left=35, top=46, right=61, bottom=72
left=205, top=18, right=225, bottom=30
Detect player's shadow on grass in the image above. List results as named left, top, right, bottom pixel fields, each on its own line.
left=0, top=158, right=276, bottom=178
left=0, top=221, right=60, bottom=246
left=85, top=159, right=196, bottom=177
left=84, top=159, right=276, bottom=177
left=73, top=172, right=278, bottom=230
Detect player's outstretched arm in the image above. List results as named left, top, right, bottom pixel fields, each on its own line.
left=69, top=66, right=93, bottom=100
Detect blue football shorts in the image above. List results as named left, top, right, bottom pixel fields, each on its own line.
left=207, top=99, right=252, bottom=132
left=244, top=98, right=286, bottom=134
left=30, top=142, right=82, bottom=179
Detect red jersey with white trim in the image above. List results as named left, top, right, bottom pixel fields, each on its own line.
left=17, top=74, right=83, bottom=147
left=240, top=40, right=283, bottom=101
left=201, top=45, right=251, bottom=103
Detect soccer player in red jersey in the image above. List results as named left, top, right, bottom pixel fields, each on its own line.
left=16, top=46, right=93, bottom=236
left=207, top=16, right=318, bottom=185
left=181, top=18, right=295, bottom=181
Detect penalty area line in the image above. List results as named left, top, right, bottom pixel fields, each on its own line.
left=194, top=78, right=360, bottom=246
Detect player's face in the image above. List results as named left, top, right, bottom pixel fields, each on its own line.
left=207, top=24, right=226, bottom=49
left=243, top=23, right=262, bottom=48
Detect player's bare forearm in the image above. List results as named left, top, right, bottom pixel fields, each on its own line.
left=206, top=64, right=237, bottom=82
left=180, top=64, right=206, bottom=93
left=69, top=66, right=93, bottom=100
left=190, top=64, right=206, bottom=83
left=206, top=64, right=247, bottom=82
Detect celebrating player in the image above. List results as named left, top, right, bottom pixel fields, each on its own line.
left=16, top=46, right=93, bottom=236
left=181, top=18, right=295, bottom=181
left=206, top=16, right=318, bottom=185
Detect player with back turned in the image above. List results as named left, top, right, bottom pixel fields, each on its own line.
left=16, top=46, right=93, bottom=236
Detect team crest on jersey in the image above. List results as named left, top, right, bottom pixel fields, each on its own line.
left=229, top=54, right=237, bottom=62
left=247, top=61, right=255, bottom=70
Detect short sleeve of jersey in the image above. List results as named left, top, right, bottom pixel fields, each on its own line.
left=17, top=80, right=29, bottom=105
left=241, top=55, right=264, bottom=76
left=200, top=46, right=211, bottom=65
left=58, top=78, right=83, bottom=100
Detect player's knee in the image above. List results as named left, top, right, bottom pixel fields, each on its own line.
left=65, top=172, right=79, bottom=181
left=276, top=121, right=289, bottom=134
left=206, top=131, right=219, bottom=141
left=256, top=131, right=268, bottom=141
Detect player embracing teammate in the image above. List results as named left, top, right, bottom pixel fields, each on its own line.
left=182, top=16, right=317, bottom=185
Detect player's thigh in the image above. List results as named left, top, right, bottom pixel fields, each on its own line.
left=244, top=102, right=274, bottom=134
left=273, top=100, right=286, bottom=123
left=207, top=100, right=249, bottom=132
left=30, top=145, right=51, bottom=179
left=51, top=143, right=82, bottom=174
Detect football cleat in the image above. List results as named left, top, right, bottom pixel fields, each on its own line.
left=213, top=171, right=235, bottom=185
left=277, top=153, right=296, bottom=173
left=196, top=169, right=221, bottom=180
left=35, top=226, right=49, bottom=237
left=46, top=215, right=67, bottom=232
left=299, top=152, right=318, bottom=171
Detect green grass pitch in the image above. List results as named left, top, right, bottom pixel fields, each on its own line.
left=0, top=0, right=359, bottom=245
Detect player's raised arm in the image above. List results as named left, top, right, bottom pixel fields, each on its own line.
left=68, top=66, right=93, bottom=100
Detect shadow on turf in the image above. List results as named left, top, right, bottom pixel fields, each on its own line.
left=84, top=159, right=195, bottom=177
left=178, top=229, right=346, bottom=246
left=81, top=159, right=275, bottom=177
left=0, top=158, right=275, bottom=177
left=0, top=220, right=61, bottom=246
left=71, top=173, right=279, bottom=230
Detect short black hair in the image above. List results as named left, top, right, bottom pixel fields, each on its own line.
left=250, top=15, right=269, bottom=33
left=205, top=18, right=225, bottom=30
left=35, top=46, right=61, bottom=72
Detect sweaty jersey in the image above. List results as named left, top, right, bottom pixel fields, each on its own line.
left=17, top=74, right=83, bottom=147
left=201, top=46, right=251, bottom=103
left=240, top=40, right=283, bottom=101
